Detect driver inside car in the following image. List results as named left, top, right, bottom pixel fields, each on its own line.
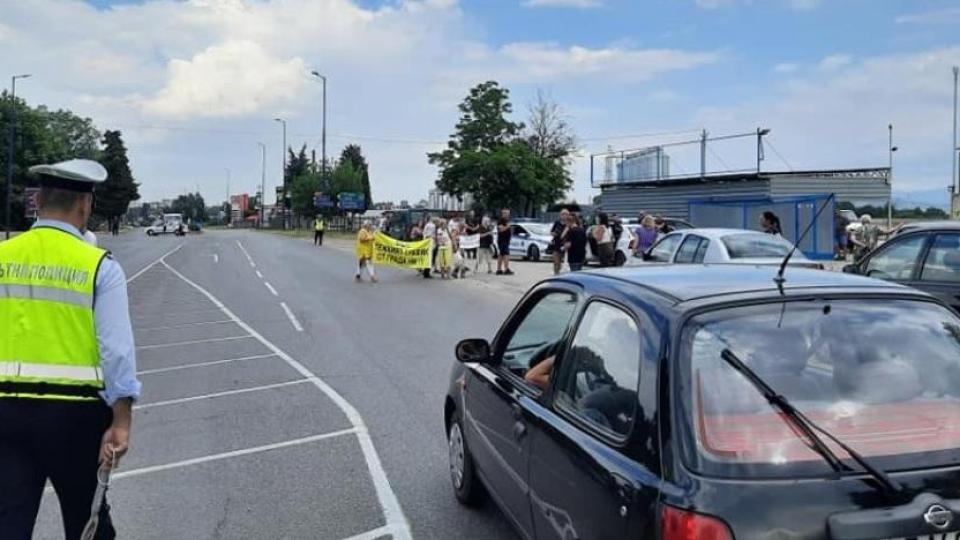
left=525, top=341, right=561, bottom=389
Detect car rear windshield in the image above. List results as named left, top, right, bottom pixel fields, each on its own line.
left=677, top=298, right=960, bottom=479
left=721, top=233, right=791, bottom=259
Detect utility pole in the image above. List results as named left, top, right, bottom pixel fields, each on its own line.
left=888, top=124, right=898, bottom=228
left=953, top=66, right=958, bottom=216
left=5, top=73, right=30, bottom=240
left=310, top=71, right=327, bottom=183
left=274, top=118, right=287, bottom=228
left=258, top=142, right=266, bottom=228
left=225, top=168, right=231, bottom=225
left=756, top=127, right=770, bottom=173
left=699, top=129, right=708, bottom=179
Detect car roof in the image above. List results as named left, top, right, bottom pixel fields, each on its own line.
left=899, top=221, right=960, bottom=231
left=666, top=228, right=774, bottom=238
left=574, top=264, right=913, bottom=304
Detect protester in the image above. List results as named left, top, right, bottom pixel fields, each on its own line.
left=465, top=214, right=479, bottom=260
left=633, top=214, right=659, bottom=257
left=408, top=220, right=423, bottom=241
left=550, top=209, right=570, bottom=275
left=476, top=216, right=495, bottom=274
left=761, top=211, right=782, bottom=236
left=436, top=219, right=453, bottom=279
left=851, top=214, right=903, bottom=262
left=422, top=216, right=437, bottom=279
left=655, top=216, right=673, bottom=235
left=355, top=222, right=377, bottom=283
left=611, top=214, right=624, bottom=246
left=452, top=225, right=470, bottom=279
left=497, top=208, right=513, bottom=275
left=834, top=211, right=850, bottom=260
left=593, top=213, right=615, bottom=267
left=564, top=214, right=588, bottom=272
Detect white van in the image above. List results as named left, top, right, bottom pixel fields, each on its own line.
left=146, top=213, right=186, bottom=236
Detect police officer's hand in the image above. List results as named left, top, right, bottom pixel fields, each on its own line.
left=100, top=426, right=130, bottom=469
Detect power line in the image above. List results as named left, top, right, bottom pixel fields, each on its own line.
left=706, top=145, right=734, bottom=173
left=765, top=139, right=794, bottom=171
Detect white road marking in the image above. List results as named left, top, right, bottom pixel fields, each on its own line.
left=137, top=353, right=278, bottom=375
left=112, top=428, right=359, bottom=481
left=255, top=270, right=263, bottom=278
left=134, top=320, right=234, bottom=332
left=342, top=525, right=408, bottom=540
left=159, top=257, right=412, bottom=539
left=127, top=243, right=184, bottom=284
left=280, top=301, right=304, bottom=332
left=213, top=253, right=219, bottom=263
left=135, top=334, right=253, bottom=350
left=134, top=379, right=310, bottom=410
left=236, top=239, right=256, bottom=268
left=249, top=261, right=256, bottom=268
left=264, top=282, right=279, bottom=296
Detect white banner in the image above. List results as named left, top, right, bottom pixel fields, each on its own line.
left=458, top=234, right=480, bottom=250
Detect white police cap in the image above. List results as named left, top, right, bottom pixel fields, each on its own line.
left=28, top=159, right=107, bottom=192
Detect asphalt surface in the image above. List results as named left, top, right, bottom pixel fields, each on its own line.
left=33, top=229, right=524, bottom=540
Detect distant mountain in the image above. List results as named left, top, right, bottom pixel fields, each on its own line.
left=893, top=188, right=951, bottom=211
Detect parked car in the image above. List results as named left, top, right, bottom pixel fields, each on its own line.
left=843, top=221, right=960, bottom=312
left=633, top=228, right=822, bottom=268
left=508, top=223, right=552, bottom=262
left=585, top=224, right=634, bottom=266
left=445, top=264, right=960, bottom=539
left=145, top=213, right=186, bottom=236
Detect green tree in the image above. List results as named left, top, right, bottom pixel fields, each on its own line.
left=170, top=192, right=206, bottom=223
left=427, top=81, right=570, bottom=215
left=290, top=170, right=321, bottom=220
left=339, top=144, right=372, bottom=208
left=94, top=130, right=140, bottom=223
left=285, top=144, right=311, bottom=182
left=330, top=160, right=364, bottom=199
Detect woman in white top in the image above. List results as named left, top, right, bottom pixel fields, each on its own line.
left=594, top=213, right=615, bottom=267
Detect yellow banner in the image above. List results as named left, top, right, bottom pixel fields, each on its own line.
left=373, top=232, right=433, bottom=269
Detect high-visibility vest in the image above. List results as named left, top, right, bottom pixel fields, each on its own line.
left=315, top=219, right=325, bottom=231
left=0, top=227, right=107, bottom=401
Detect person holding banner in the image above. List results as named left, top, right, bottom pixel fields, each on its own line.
left=474, top=216, right=495, bottom=274
left=436, top=219, right=453, bottom=279
left=355, top=222, right=378, bottom=283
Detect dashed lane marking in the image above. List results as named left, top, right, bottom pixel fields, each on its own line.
left=264, top=282, right=279, bottom=296
left=137, top=353, right=278, bottom=375
left=134, top=320, right=234, bottom=332
left=159, top=256, right=412, bottom=539
left=237, top=240, right=256, bottom=268
left=135, top=334, right=253, bottom=350
left=280, top=301, right=304, bottom=332
left=134, top=379, right=310, bottom=410
left=256, top=270, right=263, bottom=278
left=112, top=428, right=360, bottom=481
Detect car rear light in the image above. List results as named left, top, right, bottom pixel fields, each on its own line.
left=661, top=505, right=734, bottom=540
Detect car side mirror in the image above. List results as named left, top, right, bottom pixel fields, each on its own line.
left=456, top=339, right=492, bottom=364
left=842, top=264, right=858, bottom=274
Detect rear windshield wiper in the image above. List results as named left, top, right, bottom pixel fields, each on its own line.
left=720, top=348, right=903, bottom=496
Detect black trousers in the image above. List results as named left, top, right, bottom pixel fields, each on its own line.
left=0, top=398, right=115, bottom=540
left=314, top=230, right=324, bottom=246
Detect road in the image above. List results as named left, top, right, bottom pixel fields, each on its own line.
left=33, top=229, right=523, bottom=540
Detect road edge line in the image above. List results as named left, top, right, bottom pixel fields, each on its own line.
left=158, top=257, right=413, bottom=540
left=126, top=243, right=184, bottom=284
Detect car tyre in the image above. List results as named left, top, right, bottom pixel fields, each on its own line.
left=448, top=410, right=484, bottom=506
left=146, top=230, right=155, bottom=236
left=614, top=250, right=626, bottom=267
left=528, top=244, right=540, bottom=262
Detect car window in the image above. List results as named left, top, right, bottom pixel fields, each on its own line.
left=721, top=233, right=791, bottom=259
left=501, top=292, right=578, bottom=374
left=920, top=234, right=960, bottom=283
left=512, top=225, right=527, bottom=237
left=864, top=234, right=926, bottom=280
left=648, top=233, right=682, bottom=262
left=554, top=302, right=640, bottom=437
left=675, top=235, right=704, bottom=264
left=693, top=238, right=710, bottom=263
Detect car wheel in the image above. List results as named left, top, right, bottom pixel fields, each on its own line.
left=614, top=250, right=626, bottom=267
left=528, top=244, right=541, bottom=262
left=448, top=410, right=484, bottom=506
left=146, top=230, right=155, bottom=236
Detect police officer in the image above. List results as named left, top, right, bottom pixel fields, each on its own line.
left=314, top=214, right=325, bottom=247
left=0, top=159, right=141, bottom=539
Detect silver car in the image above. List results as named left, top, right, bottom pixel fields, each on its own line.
left=633, top=228, right=823, bottom=268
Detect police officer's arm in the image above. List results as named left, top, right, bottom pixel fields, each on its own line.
left=95, top=255, right=142, bottom=467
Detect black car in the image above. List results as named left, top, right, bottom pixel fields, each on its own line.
left=844, top=221, right=960, bottom=312
left=445, top=265, right=960, bottom=539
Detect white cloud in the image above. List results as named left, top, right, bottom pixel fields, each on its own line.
left=522, top=0, right=604, bottom=8
left=818, top=53, right=853, bottom=71
left=895, top=7, right=960, bottom=24
left=694, top=46, right=960, bottom=193
left=773, top=62, right=798, bottom=73
left=142, top=41, right=308, bottom=119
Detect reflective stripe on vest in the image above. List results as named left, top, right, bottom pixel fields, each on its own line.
left=0, top=227, right=107, bottom=400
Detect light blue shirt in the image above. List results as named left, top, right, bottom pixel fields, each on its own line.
left=32, top=219, right=141, bottom=405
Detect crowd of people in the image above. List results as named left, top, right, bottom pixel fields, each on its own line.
left=834, top=211, right=904, bottom=262
left=405, top=208, right=514, bottom=279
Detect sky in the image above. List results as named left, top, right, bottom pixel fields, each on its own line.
left=1, top=0, right=959, bottom=208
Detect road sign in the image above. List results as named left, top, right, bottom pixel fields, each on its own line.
left=314, top=192, right=334, bottom=208
left=338, top=192, right=365, bottom=211
left=24, top=188, right=39, bottom=219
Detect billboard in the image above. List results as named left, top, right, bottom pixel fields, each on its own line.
left=338, top=192, right=365, bottom=211
left=313, top=192, right=334, bottom=208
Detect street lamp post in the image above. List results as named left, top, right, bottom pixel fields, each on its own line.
left=273, top=118, right=287, bottom=229
left=310, top=71, right=327, bottom=183
left=257, top=142, right=266, bottom=228
left=5, top=73, right=30, bottom=239
left=756, top=127, right=771, bottom=173
left=225, top=168, right=231, bottom=224
left=888, top=124, right=898, bottom=228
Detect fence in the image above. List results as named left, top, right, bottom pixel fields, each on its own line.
left=689, top=195, right=835, bottom=260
